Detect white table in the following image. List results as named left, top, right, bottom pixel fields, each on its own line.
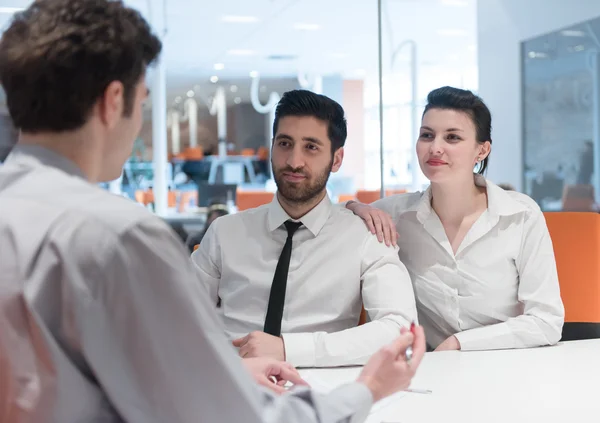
left=300, top=339, right=600, bottom=423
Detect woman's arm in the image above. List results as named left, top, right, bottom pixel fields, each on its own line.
left=454, top=208, right=565, bottom=350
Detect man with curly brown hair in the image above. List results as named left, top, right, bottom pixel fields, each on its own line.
left=0, top=1, right=426, bottom=422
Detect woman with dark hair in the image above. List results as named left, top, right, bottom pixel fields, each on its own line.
left=347, top=86, right=564, bottom=352
left=186, top=203, right=229, bottom=253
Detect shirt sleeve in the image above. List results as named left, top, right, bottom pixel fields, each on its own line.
left=72, top=217, right=374, bottom=423
left=283, top=233, right=417, bottom=367
left=190, top=218, right=222, bottom=304
left=454, top=208, right=565, bottom=351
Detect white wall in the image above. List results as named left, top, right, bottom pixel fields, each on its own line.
left=477, top=0, right=600, bottom=190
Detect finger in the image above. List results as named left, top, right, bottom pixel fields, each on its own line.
left=238, top=344, right=252, bottom=358
left=381, top=213, right=392, bottom=247
left=275, top=367, right=310, bottom=387
left=384, top=332, right=414, bottom=359
left=408, top=326, right=426, bottom=369
left=258, top=377, right=286, bottom=395
left=372, top=215, right=384, bottom=243
left=232, top=335, right=249, bottom=347
left=400, top=327, right=409, bottom=335
left=364, top=215, right=376, bottom=234
left=390, top=219, right=398, bottom=246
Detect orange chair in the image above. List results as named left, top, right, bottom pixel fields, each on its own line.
left=544, top=212, right=600, bottom=340
left=356, top=190, right=381, bottom=204
left=338, top=194, right=356, bottom=203
left=241, top=148, right=255, bottom=157
left=358, top=306, right=367, bottom=325
left=178, top=191, right=198, bottom=212
left=143, top=190, right=177, bottom=208
left=134, top=190, right=145, bottom=204
left=236, top=191, right=274, bottom=211
left=257, top=146, right=270, bottom=161
left=356, top=189, right=407, bottom=204
left=183, top=147, right=204, bottom=161
left=168, top=191, right=178, bottom=208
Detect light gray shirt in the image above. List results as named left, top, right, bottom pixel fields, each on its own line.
left=0, top=145, right=373, bottom=423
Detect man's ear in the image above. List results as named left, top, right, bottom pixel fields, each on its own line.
left=331, top=147, right=344, bottom=173
left=98, top=81, right=125, bottom=128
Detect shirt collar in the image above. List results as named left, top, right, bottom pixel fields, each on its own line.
left=403, top=174, right=528, bottom=223
left=267, top=193, right=332, bottom=237
left=5, top=144, right=86, bottom=180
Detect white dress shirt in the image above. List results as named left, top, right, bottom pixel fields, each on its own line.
left=0, top=145, right=375, bottom=423
left=192, top=195, right=417, bottom=368
left=371, top=175, right=565, bottom=351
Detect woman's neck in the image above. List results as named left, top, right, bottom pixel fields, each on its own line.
left=430, top=175, right=486, bottom=225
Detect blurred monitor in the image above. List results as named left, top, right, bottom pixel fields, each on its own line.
left=197, top=182, right=237, bottom=207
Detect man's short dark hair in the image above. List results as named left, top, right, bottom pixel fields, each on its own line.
left=0, top=0, right=162, bottom=133
left=273, top=90, right=347, bottom=153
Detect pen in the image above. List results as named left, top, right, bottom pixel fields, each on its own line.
left=404, top=388, right=432, bottom=394
left=405, top=321, right=415, bottom=362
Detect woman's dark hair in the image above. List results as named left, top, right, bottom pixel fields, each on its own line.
left=423, top=86, right=492, bottom=174
left=273, top=89, right=347, bottom=154
left=186, top=204, right=229, bottom=253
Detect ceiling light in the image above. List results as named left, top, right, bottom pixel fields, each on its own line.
left=187, top=90, right=195, bottom=97
left=440, top=0, right=468, bottom=6
left=214, top=63, right=225, bottom=70
left=210, top=76, right=219, bottom=83
left=228, top=49, right=256, bottom=56
left=0, top=7, right=24, bottom=14
left=230, top=85, right=238, bottom=93
left=249, top=70, right=259, bottom=78
left=437, top=29, right=469, bottom=37
left=574, top=44, right=585, bottom=52
left=234, top=97, right=242, bottom=104
left=221, top=15, right=258, bottom=23
left=561, top=29, right=586, bottom=37
left=293, top=23, right=320, bottom=31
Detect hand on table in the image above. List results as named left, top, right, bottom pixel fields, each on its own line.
left=434, top=335, right=461, bottom=352
left=233, top=331, right=285, bottom=361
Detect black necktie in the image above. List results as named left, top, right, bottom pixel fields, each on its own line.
left=263, top=220, right=303, bottom=336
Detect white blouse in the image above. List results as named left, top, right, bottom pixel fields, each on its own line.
left=372, top=175, right=565, bottom=350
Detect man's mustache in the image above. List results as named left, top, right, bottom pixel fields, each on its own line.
left=279, top=167, right=307, bottom=177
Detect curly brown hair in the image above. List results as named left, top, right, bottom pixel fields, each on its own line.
left=0, top=0, right=161, bottom=133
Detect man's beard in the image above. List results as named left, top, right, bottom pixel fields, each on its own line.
left=273, top=161, right=332, bottom=204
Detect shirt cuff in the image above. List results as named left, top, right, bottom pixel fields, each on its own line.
left=454, top=326, right=500, bottom=351
left=282, top=332, right=316, bottom=367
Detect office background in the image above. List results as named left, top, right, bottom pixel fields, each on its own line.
left=1, top=0, right=600, bottom=213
